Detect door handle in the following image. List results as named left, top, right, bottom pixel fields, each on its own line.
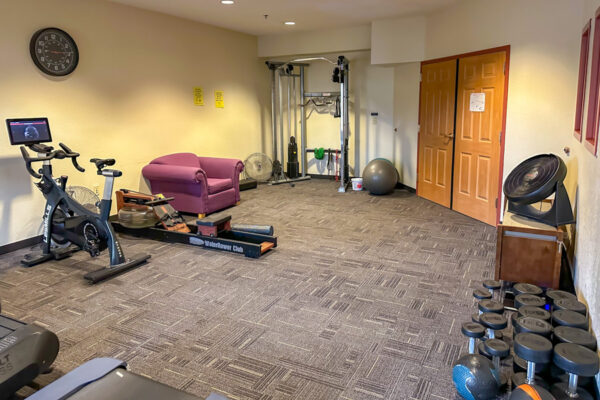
left=442, top=132, right=454, bottom=145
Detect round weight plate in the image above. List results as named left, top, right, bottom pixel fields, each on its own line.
left=518, top=305, right=551, bottom=321
left=513, top=283, right=543, bottom=296
left=546, top=290, right=576, bottom=305
left=514, top=333, right=552, bottom=364
left=484, top=338, right=509, bottom=358
left=483, top=279, right=501, bottom=290
left=514, top=316, right=552, bottom=337
left=553, top=343, right=599, bottom=377
left=554, top=298, right=587, bottom=315
left=513, top=352, right=548, bottom=374
left=480, top=313, right=508, bottom=331
left=551, top=382, right=595, bottom=400
left=478, top=299, right=504, bottom=314
left=473, top=288, right=492, bottom=300
left=515, top=294, right=546, bottom=309
left=552, top=309, right=589, bottom=329
left=461, top=322, right=485, bottom=338
left=553, top=326, right=597, bottom=350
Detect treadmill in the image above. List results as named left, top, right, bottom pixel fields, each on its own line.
left=0, top=309, right=228, bottom=400
left=0, top=313, right=59, bottom=399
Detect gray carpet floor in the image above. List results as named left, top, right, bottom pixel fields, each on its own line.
left=0, top=180, right=498, bottom=400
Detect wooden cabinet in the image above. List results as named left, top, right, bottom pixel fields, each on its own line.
left=495, top=210, right=563, bottom=289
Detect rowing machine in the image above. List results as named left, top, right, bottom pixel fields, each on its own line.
left=112, top=190, right=277, bottom=258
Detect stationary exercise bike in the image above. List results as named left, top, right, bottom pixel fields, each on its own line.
left=7, top=118, right=150, bottom=283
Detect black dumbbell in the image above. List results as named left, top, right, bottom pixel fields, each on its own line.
left=512, top=333, right=553, bottom=388
left=551, top=326, right=597, bottom=388
left=461, top=322, right=485, bottom=354
left=519, top=305, right=551, bottom=321
left=513, top=283, right=543, bottom=297
left=545, top=290, right=576, bottom=310
left=513, top=353, right=549, bottom=375
left=511, top=305, right=551, bottom=327
left=473, top=299, right=504, bottom=330
left=479, top=300, right=505, bottom=338
left=472, top=289, right=492, bottom=323
left=484, top=338, right=510, bottom=387
left=551, top=343, right=599, bottom=400
left=483, top=279, right=501, bottom=300
left=553, top=326, right=597, bottom=351
left=478, top=313, right=507, bottom=357
left=553, top=298, right=587, bottom=316
left=513, top=316, right=553, bottom=339
left=473, top=288, right=492, bottom=301
left=479, top=312, right=507, bottom=340
left=552, top=310, right=589, bottom=330
left=479, top=299, right=504, bottom=315
left=515, top=294, right=546, bottom=309
left=511, top=305, right=550, bottom=328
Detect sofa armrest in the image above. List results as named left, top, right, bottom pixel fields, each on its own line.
left=198, top=157, right=244, bottom=180
left=142, top=164, right=207, bottom=185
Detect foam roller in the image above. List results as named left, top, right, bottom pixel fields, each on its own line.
left=231, top=224, right=273, bottom=235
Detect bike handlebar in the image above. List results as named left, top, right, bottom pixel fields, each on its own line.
left=19, top=142, right=86, bottom=179
left=59, top=143, right=85, bottom=172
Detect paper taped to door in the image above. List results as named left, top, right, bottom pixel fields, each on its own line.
left=470, top=92, right=485, bottom=112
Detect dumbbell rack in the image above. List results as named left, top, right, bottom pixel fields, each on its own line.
left=453, top=280, right=599, bottom=399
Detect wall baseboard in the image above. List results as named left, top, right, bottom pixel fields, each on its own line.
left=395, top=182, right=416, bottom=193
left=0, top=235, right=42, bottom=256
left=308, top=174, right=417, bottom=193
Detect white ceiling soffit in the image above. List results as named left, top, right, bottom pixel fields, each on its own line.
left=108, top=0, right=457, bottom=36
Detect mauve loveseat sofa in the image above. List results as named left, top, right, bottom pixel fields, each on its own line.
left=142, top=153, right=244, bottom=215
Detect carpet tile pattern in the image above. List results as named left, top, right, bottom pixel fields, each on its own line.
left=0, top=180, right=497, bottom=399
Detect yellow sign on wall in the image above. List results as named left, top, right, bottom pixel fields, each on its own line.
left=215, top=90, right=224, bottom=108
left=193, top=87, right=204, bottom=106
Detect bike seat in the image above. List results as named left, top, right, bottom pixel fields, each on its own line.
left=90, top=158, right=116, bottom=170
left=101, top=169, right=122, bottom=178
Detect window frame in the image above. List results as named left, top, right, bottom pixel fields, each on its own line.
left=575, top=20, right=591, bottom=140
left=585, top=8, right=600, bottom=155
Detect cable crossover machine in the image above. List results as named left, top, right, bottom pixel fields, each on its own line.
left=265, top=55, right=350, bottom=192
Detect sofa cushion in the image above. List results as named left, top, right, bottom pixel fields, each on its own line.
left=206, top=178, right=233, bottom=195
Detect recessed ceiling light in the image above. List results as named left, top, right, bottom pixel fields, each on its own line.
left=220, top=0, right=234, bottom=4
left=284, top=21, right=296, bottom=25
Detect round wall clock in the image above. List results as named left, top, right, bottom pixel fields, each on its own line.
left=30, top=27, right=79, bottom=76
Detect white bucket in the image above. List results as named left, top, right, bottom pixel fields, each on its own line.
left=351, top=177, right=363, bottom=191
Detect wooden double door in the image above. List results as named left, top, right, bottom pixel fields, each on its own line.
left=417, top=49, right=508, bottom=226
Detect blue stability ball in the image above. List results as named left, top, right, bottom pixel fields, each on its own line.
left=362, top=158, right=399, bottom=195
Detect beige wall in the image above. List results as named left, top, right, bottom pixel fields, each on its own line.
left=426, top=0, right=584, bottom=189
left=258, top=25, right=371, bottom=58
left=371, top=16, right=426, bottom=65
left=0, top=0, right=269, bottom=246
left=578, top=0, right=600, bottom=371
left=392, top=63, right=420, bottom=188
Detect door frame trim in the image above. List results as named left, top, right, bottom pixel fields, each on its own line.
left=417, top=45, right=511, bottom=226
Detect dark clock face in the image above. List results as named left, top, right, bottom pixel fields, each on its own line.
left=30, top=28, right=79, bottom=76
